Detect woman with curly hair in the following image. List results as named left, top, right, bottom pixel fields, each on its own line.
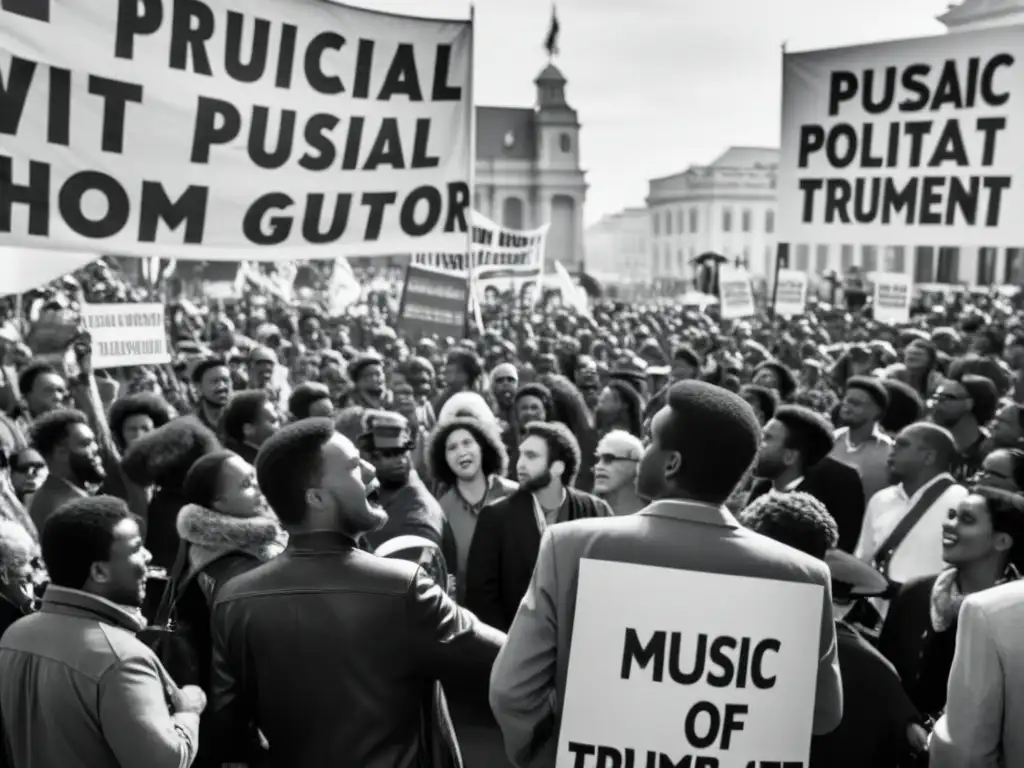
left=120, top=419, right=222, bottom=574
left=426, top=417, right=517, bottom=605
left=539, top=373, right=598, bottom=492
left=107, top=392, right=176, bottom=452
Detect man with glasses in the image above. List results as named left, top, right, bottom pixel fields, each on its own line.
left=592, top=430, right=645, bottom=515
left=928, top=374, right=999, bottom=483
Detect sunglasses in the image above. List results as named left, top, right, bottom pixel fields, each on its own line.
left=595, top=453, right=639, bottom=465
left=12, top=463, right=45, bottom=474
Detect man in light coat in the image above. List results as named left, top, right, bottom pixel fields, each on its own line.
left=930, top=579, right=1024, bottom=767
left=489, top=382, right=843, bottom=767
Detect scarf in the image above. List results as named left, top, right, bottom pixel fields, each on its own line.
left=176, top=503, right=288, bottom=573
left=929, top=563, right=1021, bottom=632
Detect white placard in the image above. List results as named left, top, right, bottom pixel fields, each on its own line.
left=557, top=560, right=823, bottom=768
left=0, top=0, right=472, bottom=259
left=774, top=269, right=808, bottom=317
left=870, top=272, right=913, bottom=324
left=778, top=26, right=1024, bottom=248
left=718, top=267, right=756, bottom=320
left=81, top=303, right=170, bottom=368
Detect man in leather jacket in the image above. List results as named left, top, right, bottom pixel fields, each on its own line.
left=209, top=418, right=506, bottom=768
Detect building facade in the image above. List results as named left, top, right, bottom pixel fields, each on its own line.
left=646, top=147, right=779, bottom=281
left=584, top=208, right=651, bottom=286
left=473, top=63, right=587, bottom=273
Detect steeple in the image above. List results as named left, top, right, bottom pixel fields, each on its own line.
left=535, top=63, right=568, bottom=110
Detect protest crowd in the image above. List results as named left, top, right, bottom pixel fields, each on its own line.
left=5, top=0, right=1024, bottom=766
left=0, top=251, right=1021, bottom=768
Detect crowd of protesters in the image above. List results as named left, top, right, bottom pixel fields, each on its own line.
left=0, top=256, right=1022, bottom=767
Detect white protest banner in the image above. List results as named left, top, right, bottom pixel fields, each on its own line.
left=413, top=211, right=549, bottom=305
left=870, top=272, right=913, bottom=324
left=773, top=269, right=808, bottom=317
left=778, top=26, right=1023, bottom=248
left=81, top=303, right=170, bottom=368
left=0, top=0, right=472, bottom=259
left=718, top=267, right=756, bottom=320
left=557, top=559, right=823, bottom=768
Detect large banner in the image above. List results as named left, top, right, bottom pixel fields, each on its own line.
left=557, top=560, right=823, bottom=768
left=778, top=26, right=1023, bottom=248
left=0, top=0, right=472, bottom=259
left=412, top=212, right=548, bottom=305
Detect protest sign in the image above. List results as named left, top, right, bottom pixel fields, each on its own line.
left=396, top=265, right=466, bottom=340
left=718, top=267, right=756, bottom=320
left=0, top=0, right=472, bottom=259
left=81, top=303, right=170, bottom=368
left=870, top=272, right=913, bottom=324
left=557, top=559, right=823, bottom=768
left=773, top=269, right=808, bottom=317
left=412, top=212, right=548, bottom=305
left=778, top=25, right=1024, bottom=248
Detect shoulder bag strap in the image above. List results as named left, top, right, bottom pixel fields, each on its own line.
left=873, top=477, right=956, bottom=579
left=152, top=540, right=191, bottom=628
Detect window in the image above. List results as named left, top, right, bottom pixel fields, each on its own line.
left=722, top=208, right=733, bottom=232
left=678, top=249, right=686, bottom=273
left=689, top=208, right=698, bottom=233
left=977, top=247, right=998, bottom=285
left=742, top=209, right=752, bottom=233
left=559, top=133, right=571, bottom=152
left=914, top=247, right=935, bottom=283
left=815, top=245, right=829, bottom=273
left=663, top=246, right=672, bottom=275
left=795, top=244, right=810, bottom=271
left=666, top=211, right=673, bottom=236
left=841, top=245, right=854, bottom=272
left=765, top=210, right=775, bottom=234
left=1006, top=249, right=1024, bottom=284
left=937, top=247, right=959, bottom=284
left=884, top=246, right=906, bottom=273
left=861, top=245, right=878, bottom=273
left=677, top=209, right=685, bottom=234
left=741, top=245, right=751, bottom=269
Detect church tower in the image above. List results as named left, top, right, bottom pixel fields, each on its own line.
left=533, top=64, right=587, bottom=272
left=938, top=0, right=1024, bottom=31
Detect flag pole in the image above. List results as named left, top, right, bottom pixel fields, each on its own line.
left=463, top=3, right=480, bottom=339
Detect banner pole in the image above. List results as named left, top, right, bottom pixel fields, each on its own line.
left=769, top=242, right=790, bottom=321
left=462, top=3, right=479, bottom=339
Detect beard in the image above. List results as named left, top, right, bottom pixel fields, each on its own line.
left=520, top=469, right=553, bottom=493
left=754, top=455, right=786, bottom=480
left=70, top=453, right=106, bottom=486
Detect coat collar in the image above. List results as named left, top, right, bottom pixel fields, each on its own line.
left=637, top=499, right=739, bottom=529
left=285, top=530, right=361, bottom=552
left=40, top=585, right=146, bottom=633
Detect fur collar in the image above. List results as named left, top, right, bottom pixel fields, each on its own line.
left=176, top=503, right=287, bottom=564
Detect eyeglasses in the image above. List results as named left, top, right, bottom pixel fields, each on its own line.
left=12, top=463, right=45, bottom=474
left=595, top=453, right=639, bottom=465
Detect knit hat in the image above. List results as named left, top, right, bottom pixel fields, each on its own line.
left=845, top=375, right=890, bottom=411
left=347, top=353, right=383, bottom=382
left=359, top=411, right=413, bottom=452
left=489, top=362, right=518, bottom=386
left=183, top=450, right=236, bottom=509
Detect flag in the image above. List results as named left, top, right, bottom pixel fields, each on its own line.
left=326, top=257, right=362, bottom=315
left=544, top=5, right=560, bottom=57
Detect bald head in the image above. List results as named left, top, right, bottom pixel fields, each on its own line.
left=901, top=422, right=957, bottom=469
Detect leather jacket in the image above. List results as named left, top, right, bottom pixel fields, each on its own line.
left=209, top=530, right=506, bottom=768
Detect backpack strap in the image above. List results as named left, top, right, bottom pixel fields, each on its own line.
left=152, top=540, right=191, bottom=629
left=873, top=477, right=956, bottom=580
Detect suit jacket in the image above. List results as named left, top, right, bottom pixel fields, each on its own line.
left=464, top=488, right=611, bottom=633
left=748, top=456, right=867, bottom=552
left=930, top=580, right=1024, bottom=768
left=488, top=500, right=843, bottom=768
left=210, top=531, right=505, bottom=768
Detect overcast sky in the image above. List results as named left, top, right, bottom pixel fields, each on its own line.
left=358, top=0, right=959, bottom=223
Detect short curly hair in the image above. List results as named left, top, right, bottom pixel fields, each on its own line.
left=426, top=417, right=508, bottom=488
left=41, top=495, right=134, bottom=591
left=738, top=491, right=839, bottom=560
left=29, top=409, right=89, bottom=458
left=18, top=361, right=61, bottom=399
left=107, top=393, right=175, bottom=449
left=521, top=421, right=581, bottom=487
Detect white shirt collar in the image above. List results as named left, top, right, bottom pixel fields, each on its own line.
left=783, top=476, right=805, bottom=492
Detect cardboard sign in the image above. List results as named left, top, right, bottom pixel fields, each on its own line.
left=396, top=265, right=467, bottom=340
left=557, top=559, right=823, bottom=768
left=778, top=26, right=1024, bottom=248
left=773, top=269, right=808, bottom=318
left=870, top=272, right=913, bottom=324
left=81, top=303, right=170, bottom=368
left=718, top=267, right=756, bottom=320
left=0, top=0, right=472, bottom=259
